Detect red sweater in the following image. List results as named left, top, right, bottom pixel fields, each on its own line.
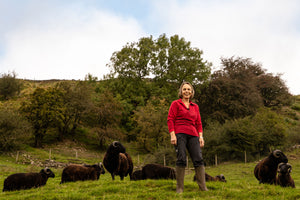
left=167, top=99, right=203, bottom=137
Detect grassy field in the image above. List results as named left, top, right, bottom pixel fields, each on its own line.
left=0, top=146, right=299, bottom=200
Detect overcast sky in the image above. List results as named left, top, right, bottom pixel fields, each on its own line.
left=0, top=0, right=299, bottom=95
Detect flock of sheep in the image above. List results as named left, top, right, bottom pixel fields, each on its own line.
left=2, top=142, right=295, bottom=192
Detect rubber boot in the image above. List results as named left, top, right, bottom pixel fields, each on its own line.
left=176, top=166, right=185, bottom=193
left=195, top=166, right=208, bottom=191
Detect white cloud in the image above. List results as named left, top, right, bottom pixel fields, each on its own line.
left=1, top=0, right=299, bottom=95
left=0, top=4, right=146, bottom=80
left=151, top=0, right=300, bottom=94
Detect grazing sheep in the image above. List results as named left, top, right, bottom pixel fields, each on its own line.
left=254, top=149, right=288, bottom=184
left=276, top=163, right=295, bottom=188
left=131, top=169, right=143, bottom=181
left=142, top=163, right=176, bottom=180
left=193, top=173, right=227, bottom=182
left=103, top=141, right=133, bottom=180
left=3, top=168, right=55, bottom=192
left=60, top=163, right=105, bottom=183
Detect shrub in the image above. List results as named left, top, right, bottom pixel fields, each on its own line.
left=0, top=71, right=22, bottom=100
left=0, top=108, right=32, bottom=152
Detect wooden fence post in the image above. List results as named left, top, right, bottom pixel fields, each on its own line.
left=16, top=151, right=19, bottom=163
left=49, top=149, right=51, bottom=160
left=215, top=154, right=218, bottom=166
left=244, top=151, right=247, bottom=163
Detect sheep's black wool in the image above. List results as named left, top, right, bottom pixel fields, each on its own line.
left=60, top=163, right=105, bottom=184
left=276, top=162, right=295, bottom=188
left=3, top=168, right=55, bottom=192
left=103, top=141, right=133, bottom=180
left=254, top=149, right=288, bottom=184
left=193, top=173, right=227, bottom=182
left=142, top=163, right=176, bottom=180
left=131, top=169, right=143, bottom=181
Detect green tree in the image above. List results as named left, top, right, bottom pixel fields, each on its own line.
left=55, top=81, right=94, bottom=141
left=204, top=108, right=288, bottom=163
left=252, top=108, right=288, bottom=155
left=133, top=98, right=169, bottom=152
left=0, top=108, right=31, bottom=152
left=199, top=57, right=292, bottom=125
left=0, top=71, right=22, bottom=100
left=198, top=57, right=265, bottom=124
left=257, top=73, right=292, bottom=107
left=20, top=87, right=64, bottom=147
left=83, top=92, right=124, bottom=150
left=152, top=34, right=211, bottom=89
left=105, top=34, right=211, bottom=132
left=108, top=36, right=155, bottom=80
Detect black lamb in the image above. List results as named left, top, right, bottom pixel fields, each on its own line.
left=275, top=162, right=295, bottom=188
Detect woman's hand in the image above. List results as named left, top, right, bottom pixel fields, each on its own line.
left=199, top=137, right=204, bottom=148
left=170, top=131, right=177, bottom=145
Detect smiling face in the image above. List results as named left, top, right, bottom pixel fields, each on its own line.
left=182, top=84, right=192, bottom=100
left=178, top=82, right=195, bottom=99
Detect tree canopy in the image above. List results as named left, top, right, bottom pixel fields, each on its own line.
left=198, top=57, right=292, bottom=125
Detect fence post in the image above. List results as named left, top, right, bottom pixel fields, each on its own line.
left=164, top=155, right=166, bottom=166
left=49, top=149, right=51, bottom=160
left=215, top=154, right=218, bottom=166
left=138, top=154, right=140, bottom=167
left=16, top=151, right=19, bottom=163
left=244, top=151, right=247, bottom=163
left=75, top=151, right=78, bottom=159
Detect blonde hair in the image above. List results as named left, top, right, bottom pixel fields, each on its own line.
left=178, top=81, right=195, bottom=99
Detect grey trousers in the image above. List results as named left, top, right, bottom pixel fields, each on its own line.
left=176, top=133, right=204, bottom=167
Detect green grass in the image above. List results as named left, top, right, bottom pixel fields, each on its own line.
left=1, top=148, right=300, bottom=199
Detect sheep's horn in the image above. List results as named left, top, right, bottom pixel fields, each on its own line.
left=278, top=162, right=285, bottom=168
left=287, top=163, right=292, bottom=172
left=277, top=162, right=285, bottom=172
left=112, top=141, right=118, bottom=147
left=273, top=150, right=281, bottom=158
left=44, top=167, right=51, bottom=174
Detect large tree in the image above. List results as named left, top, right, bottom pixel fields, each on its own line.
left=20, top=87, right=64, bottom=147
left=105, top=34, right=211, bottom=132
left=55, top=81, right=94, bottom=141
left=106, top=34, right=211, bottom=99
left=198, top=57, right=291, bottom=125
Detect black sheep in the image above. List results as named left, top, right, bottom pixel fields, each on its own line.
left=131, top=169, right=143, bottom=181
left=3, top=168, right=55, bottom=192
left=276, top=163, right=295, bottom=188
left=142, top=163, right=176, bottom=180
left=103, top=141, right=133, bottom=180
left=60, top=163, right=105, bottom=183
left=193, top=173, right=227, bottom=182
left=254, top=149, right=288, bottom=184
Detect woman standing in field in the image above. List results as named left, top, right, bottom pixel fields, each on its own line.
left=167, top=81, right=208, bottom=193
